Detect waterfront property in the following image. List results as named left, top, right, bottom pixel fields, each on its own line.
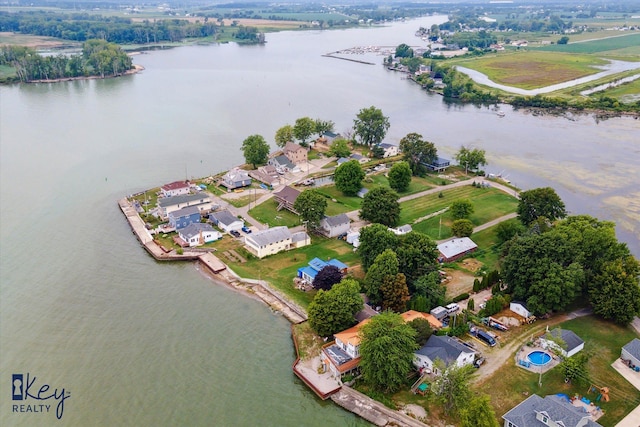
left=158, top=193, right=213, bottom=218
left=243, top=226, right=310, bottom=259
left=168, top=205, right=201, bottom=230
left=269, top=155, right=298, bottom=174
left=283, top=142, right=308, bottom=165
left=424, top=157, right=451, bottom=172
left=323, top=319, right=368, bottom=379
left=248, top=165, right=280, bottom=187
left=221, top=168, right=252, bottom=190
left=540, top=328, right=585, bottom=358
left=378, top=142, right=399, bottom=158
left=437, top=237, right=478, bottom=262
left=297, top=257, right=348, bottom=285
left=318, top=213, right=350, bottom=238
left=413, top=335, right=476, bottom=375
left=209, top=210, right=244, bottom=233
left=161, top=180, right=191, bottom=197
left=176, top=223, right=221, bottom=247
left=502, top=394, right=603, bottom=427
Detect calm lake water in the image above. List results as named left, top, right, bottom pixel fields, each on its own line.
left=1, top=15, right=639, bottom=426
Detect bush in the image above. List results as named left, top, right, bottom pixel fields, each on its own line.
left=467, top=298, right=475, bottom=311
left=473, top=278, right=481, bottom=292
left=452, top=292, right=470, bottom=302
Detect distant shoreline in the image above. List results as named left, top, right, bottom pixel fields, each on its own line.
left=22, top=64, right=144, bottom=84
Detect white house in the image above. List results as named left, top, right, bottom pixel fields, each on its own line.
left=378, top=143, right=399, bottom=158
left=161, top=180, right=190, bottom=198
left=510, top=301, right=533, bottom=319
left=243, top=226, right=309, bottom=259
left=621, top=338, right=640, bottom=367
left=319, top=213, right=350, bottom=238
left=221, top=168, right=252, bottom=190
left=540, top=328, right=584, bottom=358
left=322, top=319, right=368, bottom=378
left=346, top=231, right=360, bottom=248
left=413, top=335, right=475, bottom=375
left=209, top=210, right=244, bottom=233
left=389, top=224, right=412, bottom=235
left=502, top=394, right=603, bottom=427
left=178, top=223, right=221, bottom=247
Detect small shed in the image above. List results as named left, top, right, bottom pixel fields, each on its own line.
left=510, top=301, right=532, bottom=319
left=541, top=328, right=584, bottom=358
left=430, top=306, right=448, bottom=321
left=622, top=338, right=640, bottom=368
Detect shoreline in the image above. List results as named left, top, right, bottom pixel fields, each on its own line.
left=21, top=64, right=145, bottom=84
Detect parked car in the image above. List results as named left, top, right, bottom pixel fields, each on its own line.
left=241, top=226, right=252, bottom=234
left=230, top=230, right=241, bottom=237
left=474, top=357, right=485, bottom=368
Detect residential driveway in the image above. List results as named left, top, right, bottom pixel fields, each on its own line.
left=612, top=358, right=640, bottom=427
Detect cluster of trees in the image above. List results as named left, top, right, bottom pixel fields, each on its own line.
left=233, top=25, right=265, bottom=44
left=512, top=94, right=640, bottom=114
left=275, top=117, right=334, bottom=147
left=501, top=187, right=640, bottom=324
left=0, top=11, right=219, bottom=44
left=455, top=146, right=487, bottom=174
left=0, top=39, right=131, bottom=82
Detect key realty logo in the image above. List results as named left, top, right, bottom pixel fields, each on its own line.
left=12, top=373, right=70, bottom=420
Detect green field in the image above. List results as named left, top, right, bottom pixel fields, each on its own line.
left=538, top=33, right=640, bottom=56
left=480, top=316, right=640, bottom=427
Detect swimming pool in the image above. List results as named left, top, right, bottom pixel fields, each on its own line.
left=527, top=351, right=552, bottom=366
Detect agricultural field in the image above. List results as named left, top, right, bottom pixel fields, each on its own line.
left=451, top=51, right=610, bottom=90
left=537, top=32, right=640, bottom=57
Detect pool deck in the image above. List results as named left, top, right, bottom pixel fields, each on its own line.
left=515, top=345, right=559, bottom=374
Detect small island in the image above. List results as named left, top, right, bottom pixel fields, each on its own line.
left=119, top=107, right=640, bottom=427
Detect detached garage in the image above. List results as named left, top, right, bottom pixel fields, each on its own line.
left=622, top=338, right=640, bottom=368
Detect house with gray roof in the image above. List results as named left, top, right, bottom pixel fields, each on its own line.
left=209, top=210, right=244, bottom=233
left=244, top=226, right=308, bottom=258
left=378, top=143, right=399, bottom=158
left=177, top=223, right=221, bottom=247
left=502, top=394, right=603, bottom=427
left=168, top=205, right=201, bottom=230
left=540, top=328, right=584, bottom=358
left=221, top=168, right=252, bottom=190
left=389, top=224, right=412, bottom=235
left=248, top=165, right=280, bottom=187
left=621, top=338, right=640, bottom=368
left=158, top=193, right=213, bottom=217
left=273, top=186, right=301, bottom=214
left=268, top=155, right=299, bottom=174
left=413, top=335, right=475, bottom=375
left=318, top=213, right=350, bottom=238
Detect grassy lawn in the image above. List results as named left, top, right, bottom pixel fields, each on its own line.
left=538, top=33, right=640, bottom=56
left=451, top=51, right=609, bottom=90
left=249, top=199, right=303, bottom=228
left=292, top=321, right=325, bottom=360
left=227, top=236, right=361, bottom=308
left=479, top=316, right=640, bottom=427
left=400, top=185, right=516, bottom=226
left=469, top=218, right=520, bottom=271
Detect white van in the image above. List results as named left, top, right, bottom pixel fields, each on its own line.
left=445, top=303, right=460, bottom=314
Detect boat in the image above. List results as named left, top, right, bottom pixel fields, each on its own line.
left=497, top=110, right=505, bottom=117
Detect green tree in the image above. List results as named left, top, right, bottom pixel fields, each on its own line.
left=241, top=134, right=269, bottom=168
left=589, top=256, right=640, bottom=325
left=496, top=220, right=526, bottom=244
left=450, top=199, right=474, bottom=220
left=560, top=353, right=590, bottom=386
left=460, top=395, right=500, bottom=427
left=274, top=124, right=294, bottom=148
left=329, top=138, right=351, bottom=158
left=451, top=219, right=474, bottom=237
left=357, top=223, right=398, bottom=272
left=314, top=118, right=335, bottom=137
left=406, top=57, right=422, bottom=73
left=387, top=161, right=412, bottom=192
left=399, top=133, right=437, bottom=175
left=294, top=189, right=327, bottom=230
left=307, top=279, right=363, bottom=337
left=517, top=187, right=567, bottom=226
left=360, top=186, right=400, bottom=227
left=408, top=317, right=433, bottom=346
left=558, top=36, right=570, bottom=44
left=413, top=272, right=446, bottom=310
left=365, top=249, right=399, bottom=305
left=502, top=233, right=584, bottom=315
left=353, top=106, right=390, bottom=147
left=467, top=298, right=475, bottom=311
left=455, top=146, right=487, bottom=174
left=394, top=43, right=414, bottom=58
left=293, top=116, right=315, bottom=146
left=381, top=273, right=410, bottom=313
left=359, top=311, right=417, bottom=393
left=396, top=232, right=439, bottom=288
left=432, top=362, right=475, bottom=414
left=334, top=160, right=365, bottom=196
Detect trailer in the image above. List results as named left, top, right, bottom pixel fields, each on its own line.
left=484, top=316, right=509, bottom=332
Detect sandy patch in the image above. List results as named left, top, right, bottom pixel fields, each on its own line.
left=445, top=270, right=475, bottom=299
left=460, top=258, right=483, bottom=272
left=402, top=404, right=427, bottom=420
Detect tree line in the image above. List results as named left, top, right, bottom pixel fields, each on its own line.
left=0, top=39, right=132, bottom=82
left=0, top=11, right=219, bottom=44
